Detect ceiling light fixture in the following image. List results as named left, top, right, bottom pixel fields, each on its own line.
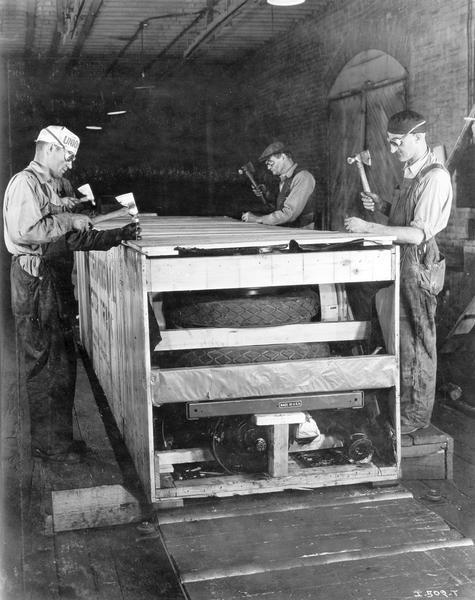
left=267, top=0, right=305, bottom=5
left=86, top=125, right=103, bottom=130
left=107, top=110, right=127, bottom=116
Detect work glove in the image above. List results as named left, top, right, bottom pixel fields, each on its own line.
left=120, top=221, right=141, bottom=241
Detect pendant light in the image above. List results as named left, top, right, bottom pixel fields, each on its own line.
left=267, top=0, right=306, bottom=5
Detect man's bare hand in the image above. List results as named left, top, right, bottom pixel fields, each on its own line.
left=251, top=184, right=267, bottom=199
left=71, top=214, right=92, bottom=231
left=361, top=192, right=382, bottom=213
left=344, top=216, right=370, bottom=233
left=241, top=211, right=261, bottom=223
left=60, top=196, right=81, bottom=210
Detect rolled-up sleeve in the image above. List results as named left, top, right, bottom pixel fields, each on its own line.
left=410, top=169, right=452, bottom=240
left=261, top=171, right=315, bottom=226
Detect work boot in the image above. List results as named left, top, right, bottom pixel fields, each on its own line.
left=33, top=447, right=81, bottom=464
left=400, top=422, right=430, bottom=436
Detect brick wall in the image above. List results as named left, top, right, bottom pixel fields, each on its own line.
left=220, top=0, right=473, bottom=319
left=228, top=0, right=469, bottom=253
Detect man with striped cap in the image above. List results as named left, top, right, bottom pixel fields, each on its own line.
left=345, top=110, right=453, bottom=435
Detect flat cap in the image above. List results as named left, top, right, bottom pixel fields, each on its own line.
left=258, top=141, right=287, bottom=162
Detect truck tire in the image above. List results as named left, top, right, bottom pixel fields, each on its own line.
left=165, top=287, right=320, bottom=328
left=158, top=342, right=330, bottom=367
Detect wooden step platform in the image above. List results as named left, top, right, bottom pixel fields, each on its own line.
left=401, top=424, right=454, bottom=480
left=157, top=485, right=475, bottom=600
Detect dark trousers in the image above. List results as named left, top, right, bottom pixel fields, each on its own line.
left=399, top=269, right=438, bottom=427
left=11, top=258, right=76, bottom=455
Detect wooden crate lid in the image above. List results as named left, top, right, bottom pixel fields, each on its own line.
left=95, top=215, right=395, bottom=257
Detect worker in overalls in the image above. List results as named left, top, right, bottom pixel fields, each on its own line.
left=3, top=125, right=139, bottom=464
left=241, top=141, right=316, bottom=228
left=345, top=110, right=453, bottom=435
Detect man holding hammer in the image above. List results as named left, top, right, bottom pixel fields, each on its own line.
left=241, top=141, right=316, bottom=228
left=345, top=110, right=452, bottom=435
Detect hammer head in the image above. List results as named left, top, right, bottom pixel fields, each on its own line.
left=347, top=149, right=371, bottom=166
left=238, top=161, right=255, bottom=176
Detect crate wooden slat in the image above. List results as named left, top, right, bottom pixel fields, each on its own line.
left=157, top=320, right=370, bottom=351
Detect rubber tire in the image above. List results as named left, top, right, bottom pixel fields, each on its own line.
left=165, top=288, right=320, bottom=328
left=158, top=342, right=330, bottom=368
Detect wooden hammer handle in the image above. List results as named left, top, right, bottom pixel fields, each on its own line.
left=356, top=161, right=371, bottom=194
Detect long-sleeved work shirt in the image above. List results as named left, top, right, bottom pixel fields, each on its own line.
left=3, top=161, right=75, bottom=276
left=261, top=163, right=315, bottom=226
left=398, top=149, right=453, bottom=241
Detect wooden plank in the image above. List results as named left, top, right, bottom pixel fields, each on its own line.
left=23, top=460, right=61, bottom=599
left=268, top=424, right=289, bottom=477
left=184, top=546, right=475, bottom=600
left=54, top=525, right=184, bottom=600
left=54, top=530, right=102, bottom=598
left=402, top=451, right=448, bottom=480
left=402, top=442, right=449, bottom=458
left=157, top=320, right=371, bottom=351
left=155, top=447, right=214, bottom=467
left=148, top=248, right=395, bottom=292
left=155, top=464, right=399, bottom=498
left=407, top=424, right=454, bottom=446
left=52, top=484, right=145, bottom=532
left=404, top=479, right=475, bottom=540
left=253, top=413, right=306, bottom=425
left=156, top=485, right=413, bottom=524
left=152, top=355, right=398, bottom=404
left=76, top=251, right=93, bottom=357
left=89, top=246, right=155, bottom=502
left=158, top=496, right=468, bottom=582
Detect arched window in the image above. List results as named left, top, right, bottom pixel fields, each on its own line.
left=328, top=50, right=407, bottom=229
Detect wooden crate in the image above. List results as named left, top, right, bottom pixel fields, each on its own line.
left=401, top=424, right=454, bottom=480
left=76, top=216, right=401, bottom=503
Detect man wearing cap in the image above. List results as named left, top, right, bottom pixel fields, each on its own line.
left=241, top=141, right=316, bottom=228
left=345, top=110, right=452, bottom=435
left=3, top=125, right=138, bottom=464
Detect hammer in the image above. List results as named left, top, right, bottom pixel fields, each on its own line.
left=347, top=150, right=371, bottom=194
left=238, top=161, right=266, bottom=205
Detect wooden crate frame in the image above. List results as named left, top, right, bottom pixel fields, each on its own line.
left=77, top=217, right=401, bottom=503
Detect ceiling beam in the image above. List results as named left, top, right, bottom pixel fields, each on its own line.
left=103, top=10, right=206, bottom=79
left=183, top=0, right=252, bottom=60
left=65, top=0, right=104, bottom=69
left=23, top=0, right=37, bottom=62
left=141, top=11, right=207, bottom=76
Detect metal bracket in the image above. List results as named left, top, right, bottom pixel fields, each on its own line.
left=186, top=391, right=364, bottom=419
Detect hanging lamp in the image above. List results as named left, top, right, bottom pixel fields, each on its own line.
left=267, top=0, right=305, bottom=5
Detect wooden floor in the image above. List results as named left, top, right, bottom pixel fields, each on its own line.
left=2, top=312, right=475, bottom=599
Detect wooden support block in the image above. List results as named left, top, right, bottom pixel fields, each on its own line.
left=153, top=498, right=184, bottom=510
left=253, top=412, right=306, bottom=426
left=155, top=447, right=214, bottom=467
left=401, top=425, right=454, bottom=480
left=268, top=424, right=289, bottom=477
left=52, top=484, right=146, bottom=532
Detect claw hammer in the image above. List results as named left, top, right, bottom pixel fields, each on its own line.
left=347, top=150, right=372, bottom=194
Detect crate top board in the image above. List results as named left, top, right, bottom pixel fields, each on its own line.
left=95, top=215, right=395, bottom=257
